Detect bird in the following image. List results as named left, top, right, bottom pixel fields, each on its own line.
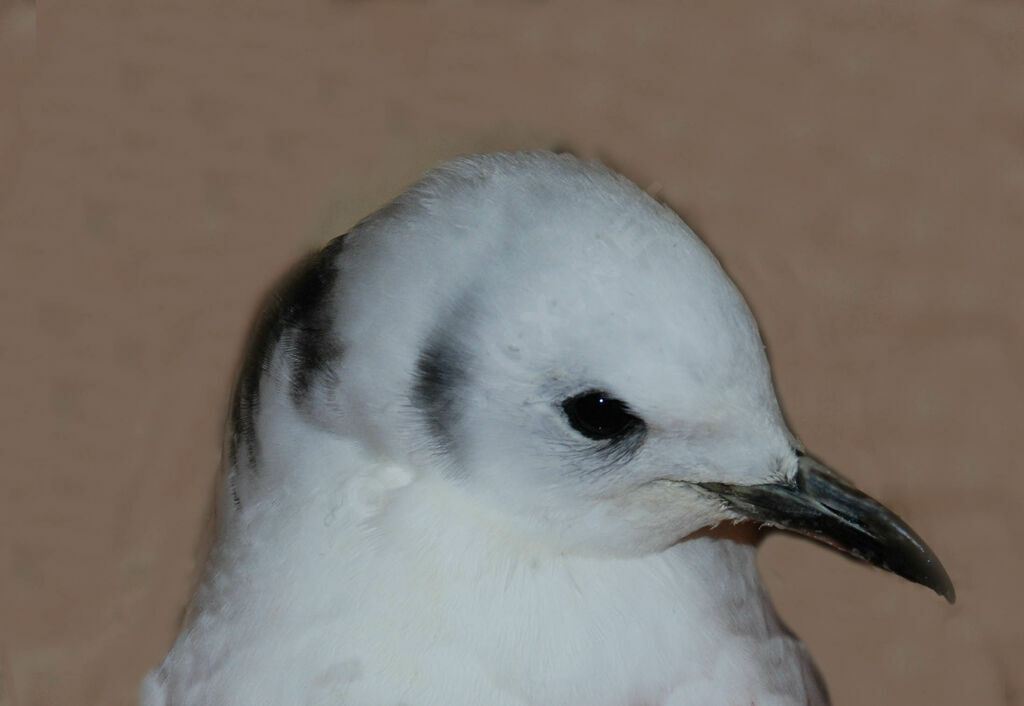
left=141, top=151, right=954, bottom=705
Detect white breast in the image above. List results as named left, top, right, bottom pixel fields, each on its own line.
left=143, top=438, right=826, bottom=706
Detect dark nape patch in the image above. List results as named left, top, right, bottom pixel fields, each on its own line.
left=228, top=234, right=347, bottom=470
left=284, top=240, right=347, bottom=406
left=411, top=333, right=467, bottom=456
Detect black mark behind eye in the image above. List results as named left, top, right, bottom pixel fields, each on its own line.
left=562, top=390, right=643, bottom=441
left=412, top=336, right=466, bottom=454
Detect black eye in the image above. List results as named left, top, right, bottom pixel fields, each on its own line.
left=561, top=390, right=643, bottom=440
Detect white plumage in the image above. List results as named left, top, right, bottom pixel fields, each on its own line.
left=143, top=151, right=951, bottom=705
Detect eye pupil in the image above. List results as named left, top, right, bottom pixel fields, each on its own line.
left=562, top=390, right=641, bottom=440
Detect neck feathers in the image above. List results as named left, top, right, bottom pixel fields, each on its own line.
left=226, top=236, right=347, bottom=507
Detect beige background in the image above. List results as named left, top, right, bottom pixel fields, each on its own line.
left=3, top=1, right=1022, bottom=704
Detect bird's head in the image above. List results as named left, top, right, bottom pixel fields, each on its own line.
left=239, top=151, right=953, bottom=602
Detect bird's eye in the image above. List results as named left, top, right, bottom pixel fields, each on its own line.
left=561, top=390, right=643, bottom=441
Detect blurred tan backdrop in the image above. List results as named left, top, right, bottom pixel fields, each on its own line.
left=3, top=1, right=1022, bottom=704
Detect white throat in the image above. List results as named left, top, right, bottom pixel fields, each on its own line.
left=150, top=425, right=825, bottom=706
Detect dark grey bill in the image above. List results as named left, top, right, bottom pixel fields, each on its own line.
left=697, top=452, right=955, bottom=603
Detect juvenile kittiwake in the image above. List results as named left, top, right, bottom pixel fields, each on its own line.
left=142, top=151, right=954, bottom=705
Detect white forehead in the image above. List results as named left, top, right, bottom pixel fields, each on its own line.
left=335, top=152, right=774, bottom=419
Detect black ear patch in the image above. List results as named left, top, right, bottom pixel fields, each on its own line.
left=411, top=333, right=467, bottom=456
left=229, top=235, right=347, bottom=473
left=410, top=289, right=480, bottom=458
